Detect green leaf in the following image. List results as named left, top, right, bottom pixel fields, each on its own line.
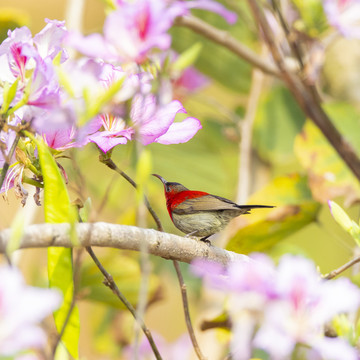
left=328, top=201, right=360, bottom=246
left=226, top=174, right=320, bottom=254
left=294, top=103, right=360, bottom=205
left=328, top=201, right=353, bottom=232
left=1, top=78, right=19, bottom=114
left=253, top=86, right=306, bottom=165
left=7, top=78, right=31, bottom=115
left=79, top=255, right=161, bottom=309
left=332, top=314, right=357, bottom=345
left=291, top=0, right=328, bottom=35
left=226, top=202, right=320, bottom=254
left=172, top=42, right=203, bottom=72
left=35, top=138, right=79, bottom=359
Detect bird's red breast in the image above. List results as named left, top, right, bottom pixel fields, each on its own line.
left=165, top=190, right=209, bottom=219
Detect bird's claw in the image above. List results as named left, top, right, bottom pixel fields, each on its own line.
left=200, top=239, right=212, bottom=246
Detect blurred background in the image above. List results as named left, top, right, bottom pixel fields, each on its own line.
left=1, top=0, right=360, bottom=358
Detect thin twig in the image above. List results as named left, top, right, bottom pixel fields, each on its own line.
left=173, top=260, right=207, bottom=360
left=270, top=0, right=304, bottom=69
left=323, top=255, right=360, bottom=280
left=246, top=0, right=360, bottom=183
left=85, top=246, right=163, bottom=360
left=236, top=67, right=265, bottom=204
left=99, top=156, right=163, bottom=231
left=174, top=15, right=280, bottom=78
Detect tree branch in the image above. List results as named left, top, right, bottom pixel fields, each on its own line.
left=246, top=0, right=360, bottom=183
left=174, top=15, right=280, bottom=77
left=85, top=246, right=163, bottom=360
left=0, top=222, right=247, bottom=265
left=323, top=255, right=360, bottom=280
left=173, top=260, right=206, bottom=360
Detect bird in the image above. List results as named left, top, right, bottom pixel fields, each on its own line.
left=152, top=174, right=274, bottom=243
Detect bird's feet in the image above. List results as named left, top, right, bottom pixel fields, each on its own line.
left=200, top=236, right=212, bottom=246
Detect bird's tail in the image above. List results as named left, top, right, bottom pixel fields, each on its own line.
left=238, top=205, right=275, bottom=209
left=236, top=204, right=275, bottom=215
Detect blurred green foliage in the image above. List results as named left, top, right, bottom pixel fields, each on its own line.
left=226, top=174, right=320, bottom=253
left=0, top=7, right=30, bottom=42
left=79, top=254, right=161, bottom=309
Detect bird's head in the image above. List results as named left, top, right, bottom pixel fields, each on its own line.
left=152, top=174, right=188, bottom=196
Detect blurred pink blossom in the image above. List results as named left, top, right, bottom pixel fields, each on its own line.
left=67, top=0, right=187, bottom=63
left=183, top=0, right=237, bottom=24
left=323, top=0, right=360, bottom=38
left=0, top=265, right=61, bottom=357
left=66, top=0, right=237, bottom=63
left=192, top=254, right=360, bottom=360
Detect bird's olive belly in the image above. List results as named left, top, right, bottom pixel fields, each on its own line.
left=172, top=210, right=240, bottom=237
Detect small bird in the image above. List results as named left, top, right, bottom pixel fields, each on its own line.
left=153, top=174, right=274, bottom=243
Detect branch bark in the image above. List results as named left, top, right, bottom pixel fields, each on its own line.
left=174, top=15, right=280, bottom=77
left=0, top=222, right=247, bottom=266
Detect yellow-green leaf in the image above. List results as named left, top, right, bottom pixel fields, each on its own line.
left=1, top=78, right=19, bottom=114
left=328, top=200, right=360, bottom=246
left=35, top=138, right=79, bottom=359
left=226, top=174, right=320, bottom=254
left=172, top=42, right=203, bottom=72
left=294, top=103, right=360, bottom=206
left=226, top=202, right=320, bottom=254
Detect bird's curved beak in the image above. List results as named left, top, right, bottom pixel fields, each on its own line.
left=152, top=174, right=167, bottom=185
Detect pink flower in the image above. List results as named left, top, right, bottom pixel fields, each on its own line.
left=131, top=94, right=201, bottom=145
left=0, top=20, right=67, bottom=109
left=67, top=0, right=187, bottom=63
left=0, top=265, right=61, bottom=356
left=182, top=0, right=238, bottom=24
left=88, top=114, right=134, bottom=152
left=323, top=0, right=360, bottom=38
left=89, top=93, right=202, bottom=152
left=173, top=66, right=209, bottom=95
left=192, top=254, right=360, bottom=360
left=66, top=0, right=237, bottom=63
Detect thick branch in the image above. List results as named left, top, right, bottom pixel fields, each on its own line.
left=0, top=223, right=247, bottom=266
left=174, top=15, right=280, bottom=77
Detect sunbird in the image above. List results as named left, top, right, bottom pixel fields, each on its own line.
left=153, top=174, right=274, bottom=243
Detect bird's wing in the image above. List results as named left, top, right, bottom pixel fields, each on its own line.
left=172, top=194, right=241, bottom=214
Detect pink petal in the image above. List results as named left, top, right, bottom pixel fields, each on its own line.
left=88, top=131, right=131, bottom=153
left=155, top=117, right=202, bottom=144
left=186, top=0, right=238, bottom=24
left=65, top=32, right=117, bottom=61
left=139, top=100, right=187, bottom=145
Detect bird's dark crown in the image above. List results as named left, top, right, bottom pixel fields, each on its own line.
left=164, top=182, right=188, bottom=193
